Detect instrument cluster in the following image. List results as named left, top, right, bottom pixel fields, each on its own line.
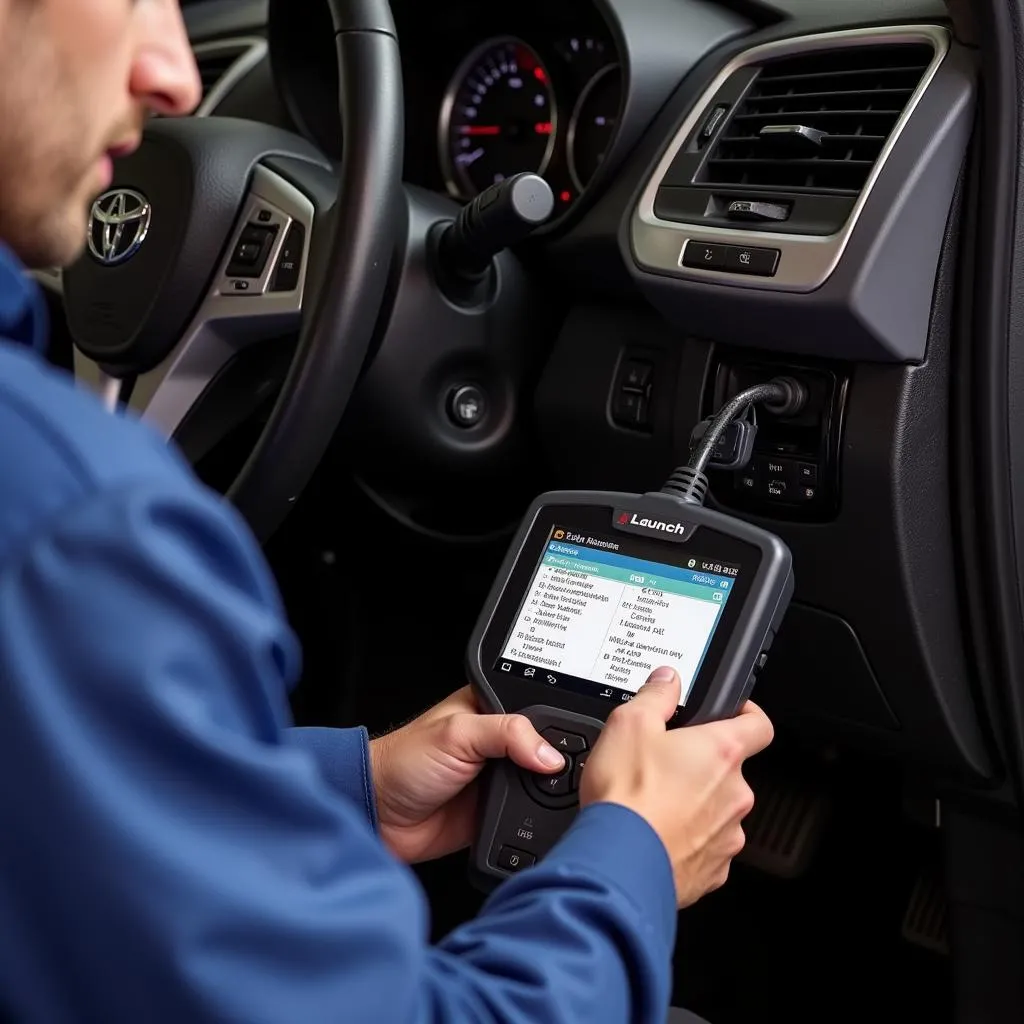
left=437, top=30, right=622, bottom=216
left=269, top=0, right=624, bottom=224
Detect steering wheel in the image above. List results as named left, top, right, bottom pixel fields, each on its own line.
left=61, top=0, right=403, bottom=542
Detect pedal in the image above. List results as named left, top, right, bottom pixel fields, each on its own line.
left=737, top=776, right=828, bottom=879
left=902, top=868, right=949, bottom=955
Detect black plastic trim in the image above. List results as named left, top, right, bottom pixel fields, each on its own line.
left=184, top=0, right=268, bottom=43
left=962, top=0, right=1024, bottom=810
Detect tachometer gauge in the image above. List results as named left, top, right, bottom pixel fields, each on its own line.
left=440, top=37, right=557, bottom=199
left=567, top=64, right=623, bottom=192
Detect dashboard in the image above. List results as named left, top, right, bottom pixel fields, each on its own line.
left=270, top=0, right=625, bottom=221
left=177, top=0, right=1024, bottom=809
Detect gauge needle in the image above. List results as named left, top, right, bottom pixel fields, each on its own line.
left=458, top=125, right=502, bottom=136
left=456, top=147, right=485, bottom=166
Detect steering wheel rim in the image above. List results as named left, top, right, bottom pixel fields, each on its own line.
left=229, top=0, right=403, bottom=540
left=63, top=0, right=404, bottom=543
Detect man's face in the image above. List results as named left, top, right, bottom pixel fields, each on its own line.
left=0, top=0, right=200, bottom=269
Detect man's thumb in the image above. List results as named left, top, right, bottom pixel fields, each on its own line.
left=630, top=666, right=682, bottom=722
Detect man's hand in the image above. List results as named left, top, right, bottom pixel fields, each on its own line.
left=369, top=688, right=565, bottom=863
left=582, top=667, right=773, bottom=908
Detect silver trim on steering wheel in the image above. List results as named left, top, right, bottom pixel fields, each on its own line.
left=74, top=164, right=313, bottom=436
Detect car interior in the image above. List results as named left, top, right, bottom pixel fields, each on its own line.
left=37, top=0, right=1024, bottom=1020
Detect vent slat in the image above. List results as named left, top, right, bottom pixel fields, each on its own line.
left=746, top=88, right=914, bottom=103
left=732, top=110, right=903, bottom=120
left=761, top=65, right=932, bottom=85
left=698, top=42, right=933, bottom=194
left=708, top=158, right=874, bottom=168
left=196, top=50, right=247, bottom=99
left=719, top=134, right=886, bottom=143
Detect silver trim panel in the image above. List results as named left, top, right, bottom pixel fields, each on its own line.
left=630, top=25, right=950, bottom=293
left=74, top=165, right=312, bottom=437
left=193, top=37, right=268, bottom=118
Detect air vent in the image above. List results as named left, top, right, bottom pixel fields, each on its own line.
left=700, top=43, right=934, bottom=195
left=191, top=38, right=267, bottom=118
left=197, top=50, right=245, bottom=100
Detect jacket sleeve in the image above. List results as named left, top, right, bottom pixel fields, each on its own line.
left=0, top=479, right=676, bottom=1024
left=289, top=726, right=380, bottom=830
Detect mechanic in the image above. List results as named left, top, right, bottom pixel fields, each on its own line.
left=0, top=1, right=773, bottom=1022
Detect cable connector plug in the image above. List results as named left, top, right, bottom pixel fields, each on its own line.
left=663, top=377, right=801, bottom=507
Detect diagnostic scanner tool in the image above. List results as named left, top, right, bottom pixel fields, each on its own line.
left=467, top=383, right=796, bottom=891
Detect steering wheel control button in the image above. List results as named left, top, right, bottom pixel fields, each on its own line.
left=270, top=222, right=306, bottom=293
left=681, top=241, right=728, bottom=269
left=724, top=245, right=780, bottom=277
left=496, top=846, right=536, bottom=873
left=447, top=385, right=486, bottom=428
left=226, top=223, right=279, bottom=279
left=541, top=728, right=587, bottom=755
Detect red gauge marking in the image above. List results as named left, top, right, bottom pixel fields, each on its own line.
left=533, top=67, right=548, bottom=83
left=560, top=190, right=573, bottom=202
left=516, top=45, right=536, bottom=71
left=534, top=122, right=553, bottom=135
left=457, top=126, right=502, bottom=136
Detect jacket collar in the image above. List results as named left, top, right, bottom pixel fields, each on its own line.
left=0, top=244, right=48, bottom=354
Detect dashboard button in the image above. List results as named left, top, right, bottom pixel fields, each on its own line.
left=621, top=360, right=653, bottom=392
left=723, top=245, right=780, bottom=277
left=447, top=384, right=487, bottom=428
left=796, top=462, right=819, bottom=486
left=612, top=388, right=646, bottom=429
left=681, top=241, right=729, bottom=269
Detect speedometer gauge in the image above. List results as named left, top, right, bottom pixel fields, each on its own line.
left=440, top=38, right=557, bottom=199
left=568, top=64, right=623, bottom=192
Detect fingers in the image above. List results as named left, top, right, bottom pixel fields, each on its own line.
left=444, top=712, right=565, bottom=774
left=418, top=686, right=479, bottom=723
left=701, top=701, right=775, bottom=759
left=627, top=666, right=681, bottom=723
